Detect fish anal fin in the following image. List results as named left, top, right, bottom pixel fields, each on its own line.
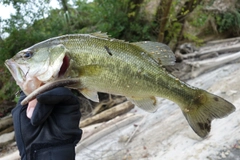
left=80, top=89, right=99, bottom=102
left=181, top=90, right=235, bottom=138
left=128, top=96, right=158, bottom=113
left=133, top=41, right=175, bottom=66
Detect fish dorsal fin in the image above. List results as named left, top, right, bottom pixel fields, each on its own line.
left=90, top=32, right=110, bottom=38
left=90, top=32, right=126, bottom=43
left=128, top=96, right=158, bottom=113
left=132, top=41, right=175, bottom=66
left=79, top=89, right=99, bottom=102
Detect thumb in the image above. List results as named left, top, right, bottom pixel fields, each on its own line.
left=26, top=99, right=38, bottom=119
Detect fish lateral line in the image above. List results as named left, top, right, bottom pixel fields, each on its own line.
left=21, top=78, right=80, bottom=105
left=104, top=46, right=113, bottom=56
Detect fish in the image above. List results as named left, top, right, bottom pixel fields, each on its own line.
left=5, top=32, right=235, bottom=138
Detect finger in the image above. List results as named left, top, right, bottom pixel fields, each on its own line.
left=26, top=99, right=37, bottom=119
left=30, top=102, right=54, bottom=126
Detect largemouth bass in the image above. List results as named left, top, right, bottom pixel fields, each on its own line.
left=5, top=32, right=235, bottom=138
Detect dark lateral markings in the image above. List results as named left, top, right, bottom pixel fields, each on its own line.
left=214, top=97, right=219, bottom=101
left=104, top=46, right=113, bottom=56
left=198, top=122, right=211, bottom=132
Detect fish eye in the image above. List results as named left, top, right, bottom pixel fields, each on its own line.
left=23, top=51, right=33, bottom=58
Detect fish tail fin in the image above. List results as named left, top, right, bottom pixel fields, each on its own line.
left=181, top=90, right=235, bottom=138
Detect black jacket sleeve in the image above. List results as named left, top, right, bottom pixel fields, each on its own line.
left=12, top=87, right=82, bottom=160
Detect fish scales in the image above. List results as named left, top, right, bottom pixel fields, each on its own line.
left=5, top=32, right=235, bottom=138
left=60, top=35, right=165, bottom=95
left=55, top=35, right=180, bottom=97
left=81, top=36, right=193, bottom=103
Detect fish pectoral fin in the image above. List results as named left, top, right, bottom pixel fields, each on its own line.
left=128, top=96, right=158, bottom=113
left=132, top=41, right=175, bottom=66
left=79, top=89, right=99, bottom=102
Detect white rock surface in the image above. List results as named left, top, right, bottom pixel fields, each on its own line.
left=1, top=63, right=240, bottom=160
left=76, top=63, right=240, bottom=160
left=0, top=132, right=14, bottom=144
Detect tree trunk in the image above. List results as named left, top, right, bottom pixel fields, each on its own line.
left=59, top=0, right=69, bottom=13
left=80, top=101, right=134, bottom=128
left=173, top=0, right=201, bottom=50
left=58, top=0, right=71, bottom=31
left=156, top=0, right=201, bottom=49
left=0, top=116, right=13, bottom=133
left=156, top=0, right=173, bottom=42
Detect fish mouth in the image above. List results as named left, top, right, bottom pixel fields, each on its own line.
left=58, top=55, right=70, bottom=77
left=5, top=59, right=26, bottom=84
left=5, top=53, right=70, bottom=95
left=4, top=59, right=39, bottom=95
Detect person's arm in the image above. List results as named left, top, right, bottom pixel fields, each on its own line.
left=12, top=87, right=83, bottom=160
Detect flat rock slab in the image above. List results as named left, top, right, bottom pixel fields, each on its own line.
left=76, top=63, right=240, bottom=160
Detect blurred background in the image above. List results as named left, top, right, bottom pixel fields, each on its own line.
left=0, top=0, right=240, bottom=106
left=1, top=1, right=240, bottom=159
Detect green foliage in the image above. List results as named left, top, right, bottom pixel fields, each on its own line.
left=183, top=33, right=204, bottom=45
left=1, top=0, right=50, bottom=31
left=0, top=0, right=155, bottom=102
left=164, top=21, right=182, bottom=45
left=1, top=0, right=239, bottom=103
left=91, top=0, right=129, bottom=37
left=215, top=10, right=240, bottom=33
left=0, top=70, right=18, bottom=103
left=190, top=6, right=208, bottom=27
left=126, top=21, right=154, bottom=41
